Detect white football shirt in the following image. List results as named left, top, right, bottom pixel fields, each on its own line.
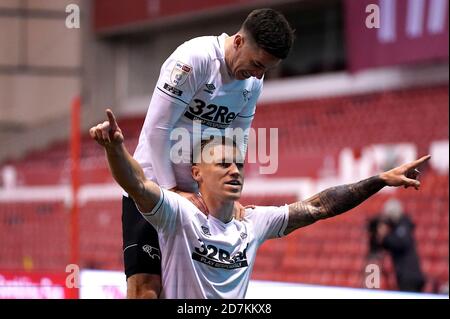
left=138, top=188, right=289, bottom=299
left=133, top=33, right=263, bottom=192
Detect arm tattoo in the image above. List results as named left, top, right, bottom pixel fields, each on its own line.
left=312, top=175, right=386, bottom=219
left=286, top=201, right=318, bottom=232
left=287, top=175, right=386, bottom=233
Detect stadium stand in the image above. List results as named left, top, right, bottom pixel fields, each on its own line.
left=0, top=85, right=448, bottom=293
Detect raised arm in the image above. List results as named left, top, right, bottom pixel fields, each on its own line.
left=284, top=155, right=431, bottom=234
left=89, top=109, right=161, bottom=213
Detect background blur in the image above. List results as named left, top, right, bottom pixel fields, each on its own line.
left=0, top=0, right=448, bottom=299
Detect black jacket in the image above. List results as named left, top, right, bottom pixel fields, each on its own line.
left=381, top=215, right=425, bottom=291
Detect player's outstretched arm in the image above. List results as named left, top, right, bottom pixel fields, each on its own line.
left=89, top=109, right=161, bottom=213
left=284, top=155, right=431, bottom=235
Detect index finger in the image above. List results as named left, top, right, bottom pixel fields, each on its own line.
left=106, top=108, right=118, bottom=130
left=405, top=155, right=431, bottom=170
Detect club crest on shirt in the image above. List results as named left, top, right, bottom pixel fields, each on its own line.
left=242, top=89, right=251, bottom=103
left=170, top=61, right=192, bottom=86
left=201, top=225, right=211, bottom=236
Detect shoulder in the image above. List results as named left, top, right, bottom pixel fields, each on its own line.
left=244, top=205, right=288, bottom=220
left=160, top=188, right=202, bottom=214
left=174, top=36, right=218, bottom=67
left=242, top=205, right=290, bottom=239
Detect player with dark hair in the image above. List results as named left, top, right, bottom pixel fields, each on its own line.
left=241, top=8, right=294, bottom=60
left=92, top=109, right=430, bottom=299
left=122, top=8, right=295, bottom=298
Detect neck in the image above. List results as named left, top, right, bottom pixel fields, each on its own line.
left=200, top=191, right=234, bottom=223
left=224, top=34, right=235, bottom=77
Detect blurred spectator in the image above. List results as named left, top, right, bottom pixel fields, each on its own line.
left=1, top=165, right=17, bottom=189
left=367, top=198, right=425, bottom=292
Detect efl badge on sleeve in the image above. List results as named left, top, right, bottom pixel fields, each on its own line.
left=170, top=61, right=192, bottom=86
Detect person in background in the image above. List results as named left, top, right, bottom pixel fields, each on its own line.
left=375, top=198, right=426, bottom=292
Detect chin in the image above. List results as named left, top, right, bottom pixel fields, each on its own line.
left=224, top=191, right=241, bottom=201
left=229, top=195, right=241, bottom=202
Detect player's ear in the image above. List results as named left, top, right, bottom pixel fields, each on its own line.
left=234, top=34, right=243, bottom=49
left=192, top=165, right=202, bottom=183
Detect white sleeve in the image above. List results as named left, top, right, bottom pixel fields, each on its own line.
left=144, top=93, right=186, bottom=189
left=137, top=45, right=208, bottom=189
left=154, top=45, right=207, bottom=107
left=136, top=188, right=191, bottom=234
left=246, top=205, right=289, bottom=243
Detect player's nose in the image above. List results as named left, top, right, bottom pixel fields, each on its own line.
left=229, top=163, right=241, bottom=176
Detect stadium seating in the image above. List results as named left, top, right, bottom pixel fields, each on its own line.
left=0, top=85, right=448, bottom=293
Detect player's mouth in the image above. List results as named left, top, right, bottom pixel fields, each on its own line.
left=225, top=180, right=242, bottom=186
left=224, top=179, right=242, bottom=193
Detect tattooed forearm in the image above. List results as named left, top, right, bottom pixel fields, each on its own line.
left=311, top=175, right=386, bottom=219
left=286, top=175, right=386, bottom=233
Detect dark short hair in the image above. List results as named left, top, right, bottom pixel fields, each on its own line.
left=241, top=8, right=295, bottom=59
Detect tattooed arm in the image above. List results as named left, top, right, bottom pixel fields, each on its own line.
left=284, top=155, right=431, bottom=235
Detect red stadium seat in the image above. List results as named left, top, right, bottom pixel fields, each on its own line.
left=0, top=86, right=447, bottom=289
